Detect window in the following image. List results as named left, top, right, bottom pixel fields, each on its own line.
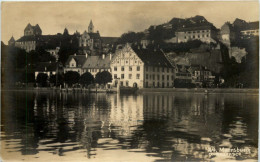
left=162, top=68, right=164, bottom=72
left=206, top=34, right=209, bottom=37
left=129, top=66, right=132, bottom=71
left=193, top=35, right=195, bottom=38
left=126, top=61, right=128, bottom=63
left=157, top=75, right=160, bottom=80
left=71, top=63, right=74, bottom=67
left=184, top=36, right=186, bottom=39
left=198, top=35, right=200, bottom=38
left=162, top=75, right=165, bottom=80
left=167, top=68, right=169, bottom=73
left=121, top=74, right=124, bottom=79
left=157, top=67, right=160, bottom=72
left=114, top=66, right=117, bottom=71
left=136, top=74, right=140, bottom=79
left=137, top=66, right=140, bottom=71
left=153, top=74, right=155, bottom=80
left=146, top=74, right=148, bottom=79
left=126, top=81, right=129, bottom=86
left=114, top=74, right=117, bottom=79
left=146, top=66, right=148, bottom=71
left=129, top=74, right=132, bottom=79
left=153, top=67, right=155, bottom=72
left=167, top=75, right=169, bottom=80
left=121, top=66, right=124, bottom=71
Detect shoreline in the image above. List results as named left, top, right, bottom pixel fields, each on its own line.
left=1, top=87, right=259, bottom=94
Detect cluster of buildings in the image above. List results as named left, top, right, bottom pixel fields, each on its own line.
left=34, top=43, right=215, bottom=88
left=10, top=16, right=258, bottom=88
left=8, top=20, right=118, bottom=56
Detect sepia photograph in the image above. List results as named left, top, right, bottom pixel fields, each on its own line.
left=1, top=1, right=259, bottom=161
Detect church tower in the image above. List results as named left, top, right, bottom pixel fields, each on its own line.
left=88, top=20, right=94, bottom=33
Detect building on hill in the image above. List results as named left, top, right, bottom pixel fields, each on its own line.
left=175, top=25, right=218, bottom=43
left=15, top=35, right=39, bottom=52
left=110, top=44, right=174, bottom=88
left=24, top=23, right=42, bottom=36
left=241, top=21, right=259, bottom=37
left=79, top=20, right=102, bottom=55
left=220, top=22, right=235, bottom=47
left=8, top=36, right=15, bottom=46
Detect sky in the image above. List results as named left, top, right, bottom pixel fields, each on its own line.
left=1, top=1, right=259, bottom=44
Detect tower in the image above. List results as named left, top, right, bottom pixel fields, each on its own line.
left=8, top=36, right=15, bottom=46
left=88, top=20, right=94, bottom=33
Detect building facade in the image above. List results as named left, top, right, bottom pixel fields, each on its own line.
left=64, top=55, right=87, bottom=75
left=79, top=20, right=102, bottom=55
left=175, top=26, right=218, bottom=43
left=241, top=21, right=259, bottom=37
left=110, top=44, right=174, bottom=88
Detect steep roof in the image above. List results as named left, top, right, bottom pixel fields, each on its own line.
left=132, top=47, right=173, bottom=68
left=65, top=55, right=87, bottom=67
left=9, top=36, right=15, bottom=42
left=82, top=54, right=113, bottom=69
left=101, top=37, right=119, bottom=44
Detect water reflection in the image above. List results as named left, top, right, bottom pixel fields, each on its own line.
left=1, top=91, right=258, bottom=161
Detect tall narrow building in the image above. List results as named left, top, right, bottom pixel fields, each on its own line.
left=88, top=20, right=94, bottom=33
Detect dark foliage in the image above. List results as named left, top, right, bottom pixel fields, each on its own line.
left=64, top=71, right=80, bottom=87
left=95, top=71, right=112, bottom=85
left=79, top=72, right=94, bottom=87
left=49, top=74, right=64, bottom=86
left=36, top=73, right=48, bottom=87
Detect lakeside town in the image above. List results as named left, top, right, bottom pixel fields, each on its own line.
left=1, top=15, right=259, bottom=91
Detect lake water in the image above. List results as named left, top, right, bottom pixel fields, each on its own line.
left=1, top=91, right=258, bottom=161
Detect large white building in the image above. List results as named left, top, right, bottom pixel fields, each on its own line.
left=110, top=44, right=175, bottom=88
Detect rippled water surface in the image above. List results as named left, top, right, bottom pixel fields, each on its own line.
left=1, top=91, right=258, bottom=161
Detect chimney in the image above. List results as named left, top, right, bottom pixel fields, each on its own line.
left=102, top=54, right=105, bottom=59
left=109, top=53, right=112, bottom=60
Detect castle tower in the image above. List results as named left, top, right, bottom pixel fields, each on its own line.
left=88, top=20, right=94, bottom=33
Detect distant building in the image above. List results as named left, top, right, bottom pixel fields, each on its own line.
left=79, top=20, right=102, bottom=55
left=241, top=21, right=259, bottom=37
left=82, top=54, right=113, bottom=77
left=8, top=36, right=15, bottom=46
left=220, top=22, right=235, bottom=47
left=24, top=23, right=42, bottom=36
left=174, top=64, right=192, bottom=84
left=64, top=54, right=87, bottom=75
left=15, top=35, right=39, bottom=52
left=190, top=65, right=215, bottom=87
left=110, top=44, right=174, bottom=88
left=35, top=62, right=63, bottom=79
left=175, top=25, right=218, bottom=43
left=64, top=53, right=113, bottom=77
left=46, top=47, right=60, bottom=60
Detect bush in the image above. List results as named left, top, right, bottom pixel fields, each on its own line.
left=79, top=72, right=94, bottom=87
left=64, top=71, right=80, bottom=87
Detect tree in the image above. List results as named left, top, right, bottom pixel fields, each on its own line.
left=79, top=72, right=94, bottom=87
left=95, top=71, right=112, bottom=85
left=36, top=73, right=48, bottom=87
left=64, top=71, right=80, bottom=87
left=49, top=74, right=64, bottom=86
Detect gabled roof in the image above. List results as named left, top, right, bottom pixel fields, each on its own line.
left=9, top=36, right=15, bottom=42
left=131, top=47, right=173, bottom=68
left=35, top=62, right=61, bottom=72
left=82, top=54, right=113, bottom=69
left=65, top=55, right=87, bottom=67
